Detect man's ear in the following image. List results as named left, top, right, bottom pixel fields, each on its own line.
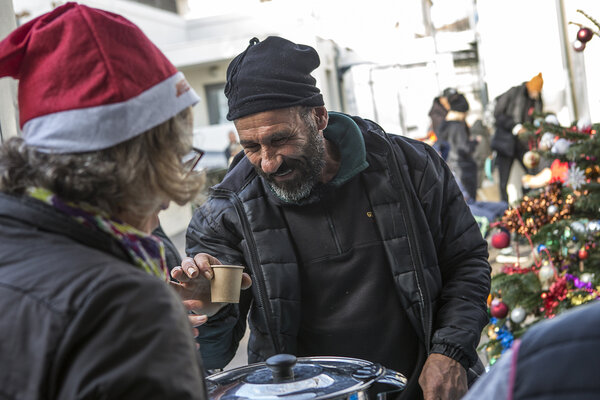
left=314, top=106, right=328, bottom=130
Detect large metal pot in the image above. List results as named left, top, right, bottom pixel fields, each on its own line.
left=206, top=354, right=407, bottom=400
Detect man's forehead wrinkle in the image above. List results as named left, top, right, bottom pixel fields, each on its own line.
left=240, top=129, right=293, bottom=144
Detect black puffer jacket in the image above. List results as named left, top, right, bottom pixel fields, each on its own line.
left=188, top=114, right=490, bottom=376
left=491, top=83, right=543, bottom=158
left=0, top=193, right=207, bottom=399
left=438, top=119, right=478, bottom=200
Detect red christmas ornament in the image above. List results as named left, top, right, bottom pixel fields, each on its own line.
left=490, top=301, right=509, bottom=319
left=577, top=27, right=594, bottom=43
left=579, top=248, right=589, bottom=260
left=491, top=231, right=510, bottom=249
left=573, top=40, right=586, bottom=52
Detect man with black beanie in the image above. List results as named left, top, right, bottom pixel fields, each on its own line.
left=173, top=36, right=491, bottom=400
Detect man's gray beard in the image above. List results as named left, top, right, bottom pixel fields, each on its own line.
left=261, top=128, right=326, bottom=203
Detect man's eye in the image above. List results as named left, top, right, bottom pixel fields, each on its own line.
left=244, top=145, right=259, bottom=152
left=272, top=137, right=287, bottom=144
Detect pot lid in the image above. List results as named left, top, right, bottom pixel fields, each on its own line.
left=206, top=354, right=397, bottom=400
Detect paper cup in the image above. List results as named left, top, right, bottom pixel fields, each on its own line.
left=210, top=265, right=244, bottom=303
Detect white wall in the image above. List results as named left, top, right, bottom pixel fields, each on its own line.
left=477, top=0, right=600, bottom=124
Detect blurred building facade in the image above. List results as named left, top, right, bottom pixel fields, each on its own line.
left=3, top=0, right=600, bottom=232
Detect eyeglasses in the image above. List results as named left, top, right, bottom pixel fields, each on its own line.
left=182, top=147, right=205, bottom=176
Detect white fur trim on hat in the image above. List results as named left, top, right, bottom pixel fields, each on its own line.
left=22, top=72, right=199, bottom=153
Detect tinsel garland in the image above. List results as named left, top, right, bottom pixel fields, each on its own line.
left=501, top=182, right=574, bottom=236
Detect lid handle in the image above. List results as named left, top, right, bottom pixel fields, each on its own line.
left=266, top=354, right=297, bottom=382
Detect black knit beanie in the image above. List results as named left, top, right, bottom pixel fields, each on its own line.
left=449, top=93, right=469, bottom=112
left=225, top=36, right=324, bottom=121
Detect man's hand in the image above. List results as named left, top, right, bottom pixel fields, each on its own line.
left=418, top=353, right=467, bottom=400
left=169, top=253, right=252, bottom=324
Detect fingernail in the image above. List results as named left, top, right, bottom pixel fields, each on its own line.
left=187, top=267, right=197, bottom=277
left=204, top=270, right=213, bottom=280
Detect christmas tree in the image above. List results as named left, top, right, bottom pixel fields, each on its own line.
left=483, top=10, right=600, bottom=366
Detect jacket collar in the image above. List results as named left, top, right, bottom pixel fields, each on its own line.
left=0, top=192, right=129, bottom=262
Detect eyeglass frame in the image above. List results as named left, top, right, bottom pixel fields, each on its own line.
left=182, top=147, right=205, bottom=176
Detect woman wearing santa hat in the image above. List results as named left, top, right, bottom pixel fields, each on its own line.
left=0, top=3, right=216, bottom=398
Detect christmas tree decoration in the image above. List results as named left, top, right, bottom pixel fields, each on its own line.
left=544, top=114, right=560, bottom=125
left=577, top=116, right=592, bottom=131
left=550, top=159, right=569, bottom=183
left=500, top=182, right=574, bottom=237
left=569, top=9, right=600, bottom=52
left=567, top=164, right=587, bottom=190
left=490, top=299, right=509, bottom=319
left=585, top=165, right=600, bottom=180
left=538, top=263, right=556, bottom=290
left=484, top=13, right=600, bottom=363
left=523, top=150, right=541, bottom=169
left=539, top=132, right=556, bottom=151
left=551, top=138, right=571, bottom=154
left=510, top=306, right=527, bottom=323
left=573, top=40, right=586, bottom=52
left=522, top=168, right=552, bottom=190
left=577, top=27, right=594, bottom=42
left=580, top=272, right=594, bottom=283
left=491, top=230, right=511, bottom=249
left=571, top=220, right=587, bottom=235
left=588, top=221, right=600, bottom=234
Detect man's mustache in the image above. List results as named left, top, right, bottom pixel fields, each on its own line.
left=264, top=159, right=297, bottom=180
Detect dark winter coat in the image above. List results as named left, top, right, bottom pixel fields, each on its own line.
left=0, top=193, right=207, bottom=399
left=491, top=83, right=543, bottom=158
left=438, top=119, right=478, bottom=200
left=428, top=97, right=448, bottom=135
left=463, top=301, right=600, bottom=400
left=153, top=224, right=183, bottom=272
left=187, top=114, right=490, bottom=379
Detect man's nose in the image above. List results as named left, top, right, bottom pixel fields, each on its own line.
left=260, top=149, right=281, bottom=175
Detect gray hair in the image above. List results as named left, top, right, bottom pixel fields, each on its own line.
left=0, top=107, right=202, bottom=218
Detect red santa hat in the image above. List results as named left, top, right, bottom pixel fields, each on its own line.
left=0, top=2, right=199, bottom=153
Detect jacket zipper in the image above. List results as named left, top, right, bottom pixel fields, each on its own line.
left=380, top=130, right=432, bottom=353
left=326, top=209, right=342, bottom=254
left=212, top=188, right=282, bottom=355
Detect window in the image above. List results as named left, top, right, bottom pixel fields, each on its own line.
left=128, top=0, right=177, bottom=13
left=205, top=83, right=228, bottom=125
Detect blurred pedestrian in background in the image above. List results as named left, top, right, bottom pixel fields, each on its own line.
left=490, top=73, right=544, bottom=203
left=224, top=130, right=244, bottom=165
left=0, top=3, right=208, bottom=398
left=428, top=87, right=458, bottom=160
left=470, top=119, right=492, bottom=189
left=437, top=92, right=478, bottom=201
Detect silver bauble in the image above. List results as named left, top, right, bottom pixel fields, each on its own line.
left=551, top=138, right=570, bottom=155
left=545, top=114, right=560, bottom=125
left=539, top=132, right=555, bottom=151
left=547, top=205, right=558, bottom=216
left=510, top=307, right=527, bottom=324
left=580, top=273, right=594, bottom=284
left=571, top=221, right=587, bottom=235
left=588, top=221, right=600, bottom=234
left=577, top=116, right=592, bottom=131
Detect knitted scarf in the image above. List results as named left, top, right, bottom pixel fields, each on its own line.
left=28, top=187, right=167, bottom=281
